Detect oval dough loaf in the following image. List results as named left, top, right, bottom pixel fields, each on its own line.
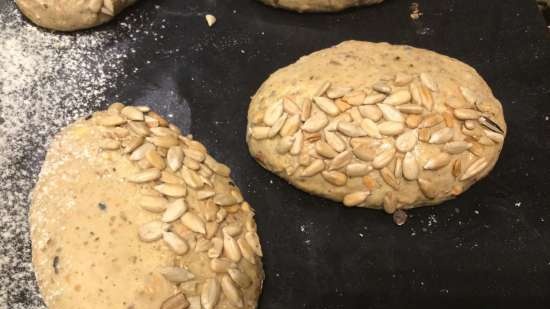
left=247, top=40, right=506, bottom=213
left=259, top=0, right=383, bottom=12
left=16, top=0, right=137, bottom=31
left=31, top=104, right=264, bottom=309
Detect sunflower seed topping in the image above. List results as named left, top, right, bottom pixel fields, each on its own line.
left=201, top=278, right=221, bottom=309
left=382, top=90, right=411, bottom=105
left=127, top=168, right=161, bottom=183
left=162, top=199, right=187, bottom=222
left=343, top=191, right=370, bottom=207
left=163, top=232, right=189, bottom=255
left=221, top=275, right=244, bottom=308
left=181, top=212, right=206, bottom=234
left=138, top=221, right=165, bottom=242
left=263, top=99, right=284, bottom=126
left=160, top=267, right=195, bottom=283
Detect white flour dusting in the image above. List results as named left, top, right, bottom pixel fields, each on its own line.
left=0, top=4, right=136, bottom=308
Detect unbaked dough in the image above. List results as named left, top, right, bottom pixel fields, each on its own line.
left=31, top=104, right=263, bottom=309
left=16, top=0, right=136, bottom=31
left=247, top=41, right=506, bottom=213
left=259, top=0, right=384, bottom=12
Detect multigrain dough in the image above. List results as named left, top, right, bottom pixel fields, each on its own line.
left=31, top=104, right=263, bottom=309
left=16, top=0, right=136, bottom=31
left=259, top=0, right=383, bottom=12
left=247, top=41, right=506, bottom=213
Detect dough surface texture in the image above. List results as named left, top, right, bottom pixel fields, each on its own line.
left=31, top=104, right=264, bottom=309
left=16, top=0, right=136, bottom=31
left=247, top=41, right=506, bottom=212
left=259, top=0, right=383, bottom=12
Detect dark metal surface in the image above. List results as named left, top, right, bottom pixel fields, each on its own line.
left=6, top=0, right=550, bottom=308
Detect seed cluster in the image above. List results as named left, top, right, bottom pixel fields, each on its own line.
left=94, top=103, right=263, bottom=309
left=249, top=72, right=505, bottom=212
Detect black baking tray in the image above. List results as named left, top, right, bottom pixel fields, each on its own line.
left=3, top=0, right=550, bottom=308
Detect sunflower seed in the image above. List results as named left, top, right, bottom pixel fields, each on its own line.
left=394, top=157, right=403, bottom=178
left=405, top=114, right=423, bottom=128
left=289, top=131, right=304, bottom=156
left=137, top=158, right=152, bottom=169
left=362, top=93, right=385, bottom=105
left=162, top=199, right=187, bottom=222
left=377, top=121, right=405, bottom=136
left=418, top=114, right=443, bottom=128
left=120, top=106, right=144, bottom=121
left=357, top=118, right=381, bottom=139
left=348, top=107, right=362, bottom=124
left=180, top=167, right=204, bottom=189
left=140, top=196, right=168, bottom=213
left=324, top=131, right=346, bottom=152
left=181, top=212, right=206, bottom=234
left=444, top=141, right=472, bottom=154
left=373, top=147, right=396, bottom=169
left=214, top=192, right=239, bottom=206
left=452, top=159, right=461, bottom=177
left=343, top=91, right=366, bottom=106
left=146, top=149, right=166, bottom=170
left=155, top=184, right=187, bottom=198
left=424, top=152, right=451, bottom=170
left=160, top=267, right=195, bottom=283
left=263, top=99, right=283, bottom=126
left=478, top=135, right=494, bottom=146
left=207, top=237, right=223, bottom=258
left=245, top=232, right=262, bottom=256
left=301, top=98, right=312, bottom=121
left=130, top=142, right=155, bottom=161
left=321, top=171, right=347, bottom=186
left=484, top=129, right=504, bottom=143
left=127, top=121, right=150, bottom=136
left=328, top=150, right=353, bottom=170
left=107, top=102, right=124, bottom=114
left=195, top=190, right=214, bottom=201
left=337, top=122, right=366, bottom=137
left=164, top=147, right=183, bottom=171
left=327, top=85, right=353, bottom=99
left=464, top=120, right=476, bottom=130
left=221, top=275, right=244, bottom=308
left=138, top=221, right=165, bottom=242
left=343, top=191, right=370, bottom=207
left=345, top=163, right=372, bottom=177
left=184, top=156, right=201, bottom=170
left=383, top=192, right=397, bottom=214
left=144, top=115, right=160, bottom=128
left=99, top=138, right=120, bottom=150
left=122, top=136, right=144, bottom=154
left=195, top=238, right=211, bottom=252
left=314, top=81, right=331, bottom=96
left=313, top=97, right=340, bottom=116
left=273, top=136, right=293, bottom=154
left=147, top=135, right=179, bottom=148
left=380, top=167, right=399, bottom=189
left=183, top=148, right=205, bottom=162
left=96, top=114, right=126, bottom=126
left=227, top=268, right=252, bottom=289
left=418, top=128, right=431, bottom=142
left=250, top=126, right=270, bottom=140
left=469, top=142, right=484, bottom=157
left=460, top=157, right=488, bottom=181
left=420, top=72, right=438, bottom=92
left=127, top=168, right=161, bottom=183
left=268, top=113, right=288, bottom=137
left=460, top=86, right=478, bottom=105
left=280, top=114, right=300, bottom=136
left=397, top=104, right=424, bottom=114
left=410, top=82, right=434, bottom=111
left=351, top=144, right=375, bottom=162
left=237, top=238, right=256, bottom=264
left=315, top=141, right=338, bottom=158
left=335, top=98, right=352, bottom=112
left=378, top=104, right=405, bottom=122
left=362, top=175, right=377, bottom=190
left=373, top=82, right=392, bottom=94
left=223, top=232, right=242, bottom=262
left=301, top=159, right=324, bottom=177
left=302, top=112, right=328, bottom=132
left=160, top=293, right=189, bottom=309
left=454, top=108, right=479, bottom=120
left=393, top=209, right=408, bottom=226
left=402, top=152, right=419, bottom=180
left=161, top=171, right=184, bottom=185
left=394, top=73, right=413, bottom=86
left=478, top=116, right=504, bottom=134
left=382, top=90, right=411, bottom=105
left=395, top=129, right=418, bottom=152
left=357, top=106, right=381, bottom=122
left=418, top=178, right=437, bottom=198
left=163, top=232, right=189, bottom=255
left=216, top=208, right=228, bottom=224
left=201, top=278, right=221, bottom=309
left=429, top=127, right=454, bottom=144
left=283, top=97, right=301, bottom=114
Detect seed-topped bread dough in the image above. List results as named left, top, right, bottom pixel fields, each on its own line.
left=31, top=104, right=263, bottom=309
left=259, top=0, right=383, bottom=12
left=247, top=41, right=506, bottom=213
left=16, top=0, right=136, bottom=31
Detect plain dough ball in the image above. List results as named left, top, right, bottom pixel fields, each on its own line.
left=247, top=41, right=506, bottom=212
left=259, top=0, right=384, bottom=12
left=16, top=0, right=137, bottom=31
left=31, top=104, right=264, bottom=309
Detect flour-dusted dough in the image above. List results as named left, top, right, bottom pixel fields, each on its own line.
left=31, top=104, right=263, bottom=309
left=247, top=41, right=506, bottom=213
left=259, top=0, right=383, bottom=12
left=16, top=0, right=136, bottom=31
